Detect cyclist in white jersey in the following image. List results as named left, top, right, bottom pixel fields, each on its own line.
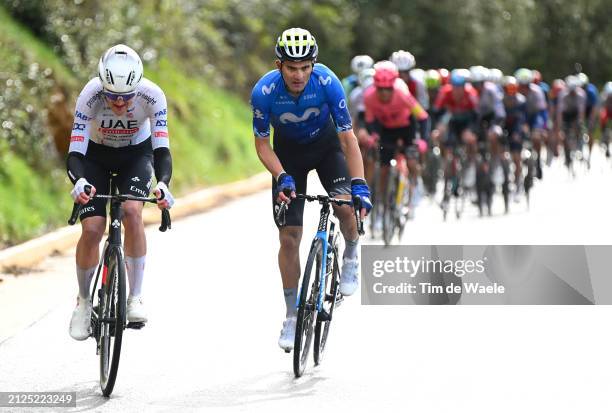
left=67, top=44, right=174, bottom=340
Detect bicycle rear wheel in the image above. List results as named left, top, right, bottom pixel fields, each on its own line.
left=314, top=242, right=339, bottom=366
left=293, top=239, right=321, bottom=377
left=99, top=247, right=126, bottom=396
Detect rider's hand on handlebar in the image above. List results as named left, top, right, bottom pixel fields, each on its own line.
left=351, top=178, right=372, bottom=219
left=276, top=172, right=296, bottom=204
left=366, top=133, right=380, bottom=149
left=71, top=178, right=95, bottom=205
left=154, top=181, right=174, bottom=210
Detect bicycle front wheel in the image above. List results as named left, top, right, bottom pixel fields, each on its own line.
left=314, top=243, right=339, bottom=366
left=293, top=238, right=321, bottom=378
left=382, top=168, right=398, bottom=246
left=99, top=247, right=126, bottom=397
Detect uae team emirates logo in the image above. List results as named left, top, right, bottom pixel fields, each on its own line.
left=98, top=119, right=139, bottom=134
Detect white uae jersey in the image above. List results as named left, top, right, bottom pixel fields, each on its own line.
left=69, top=77, right=169, bottom=155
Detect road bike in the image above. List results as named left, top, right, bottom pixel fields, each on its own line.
left=276, top=193, right=363, bottom=377
left=68, top=182, right=170, bottom=396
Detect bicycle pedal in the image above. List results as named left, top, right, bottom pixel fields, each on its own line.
left=127, top=321, right=146, bottom=330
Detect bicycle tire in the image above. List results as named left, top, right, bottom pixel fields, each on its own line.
left=314, top=240, right=339, bottom=366
left=524, top=157, right=535, bottom=210
left=382, top=167, right=398, bottom=246
left=369, top=163, right=382, bottom=237
left=293, top=239, right=321, bottom=378
left=99, top=247, right=126, bottom=397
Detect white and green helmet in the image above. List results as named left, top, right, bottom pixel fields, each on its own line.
left=514, top=68, right=533, bottom=85
left=275, top=28, right=318, bottom=62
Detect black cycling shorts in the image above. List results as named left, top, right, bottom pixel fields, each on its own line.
left=271, top=121, right=351, bottom=227
left=379, top=125, right=416, bottom=165
left=445, top=113, right=476, bottom=149
left=79, top=139, right=154, bottom=221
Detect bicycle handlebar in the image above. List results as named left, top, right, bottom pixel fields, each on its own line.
left=275, top=190, right=364, bottom=236
left=68, top=185, right=172, bottom=231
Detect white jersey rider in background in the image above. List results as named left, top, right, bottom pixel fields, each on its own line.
left=488, top=68, right=505, bottom=93
left=342, top=54, right=374, bottom=96
left=390, top=50, right=429, bottom=109
left=349, top=68, right=376, bottom=184
left=515, top=68, right=548, bottom=179
left=67, top=44, right=175, bottom=340
left=470, top=65, right=506, bottom=157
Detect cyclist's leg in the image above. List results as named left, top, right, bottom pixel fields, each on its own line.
left=488, top=124, right=503, bottom=160
left=378, top=130, right=396, bottom=201
left=460, top=120, right=478, bottom=161
left=531, top=110, right=547, bottom=178
left=316, top=134, right=361, bottom=295
left=509, top=131, right=523, bottom=188
left=75, top=155, right=110, bottom=296
left=271, top=136, right=310, bottom=318
left=315, top=134, right=355, bottom=241
left=70, top=154, right=109, bottom=340
left=116, top=149, right=154, bottom=299
left=586, top=105, right=595, bottom=156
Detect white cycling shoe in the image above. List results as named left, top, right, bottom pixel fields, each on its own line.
left=127, top=295, right=148, bottom=323
left=340, top=256, right=360, bottom=296
left=278, top=315, right=297, bottom=351
left=69, top=296, right=92, bottom=341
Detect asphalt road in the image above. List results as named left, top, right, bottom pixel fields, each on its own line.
left=1, top=149, right=611, bottom=412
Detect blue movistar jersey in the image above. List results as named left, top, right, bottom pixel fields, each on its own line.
left=251, top=63, right=353, bottom=144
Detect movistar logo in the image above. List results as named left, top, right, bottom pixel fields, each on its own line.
left=279, top=108, right=320, bottom=124
left=262, top=83, right=276, bottom=95
left=319, top=76, right=332, bottom=86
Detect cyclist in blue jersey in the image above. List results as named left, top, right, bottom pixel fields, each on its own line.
left=251, top=28, right=372, bottom=352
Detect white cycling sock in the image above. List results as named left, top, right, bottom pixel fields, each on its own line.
left=283, top=288, right=298, bottom=317
left=343, top=237, right=359, bottom=261
left=125, top=255, right=146, bottom=297
left=76, top=265, right=96, bottom=299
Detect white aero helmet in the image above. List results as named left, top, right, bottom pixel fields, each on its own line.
left=602, top=81, right=612, bottom=99
left=565, top=75, right=581, bottom=90
left=390, top=50, right=416, bottom=71
left=358, top=67, right=375, bottom=89
left=469, top=65, right=490, bottom=83
left=98, top=44, right=143, bottom=93
left=488, top=68, right=503, bottom=84
left=577, top=72, right=589, bottom=86
left=275, top=28, right=318, bottom=62
left=351, top=55, right=374, bottom=74
left=409, top=68, right=425, bottom=82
